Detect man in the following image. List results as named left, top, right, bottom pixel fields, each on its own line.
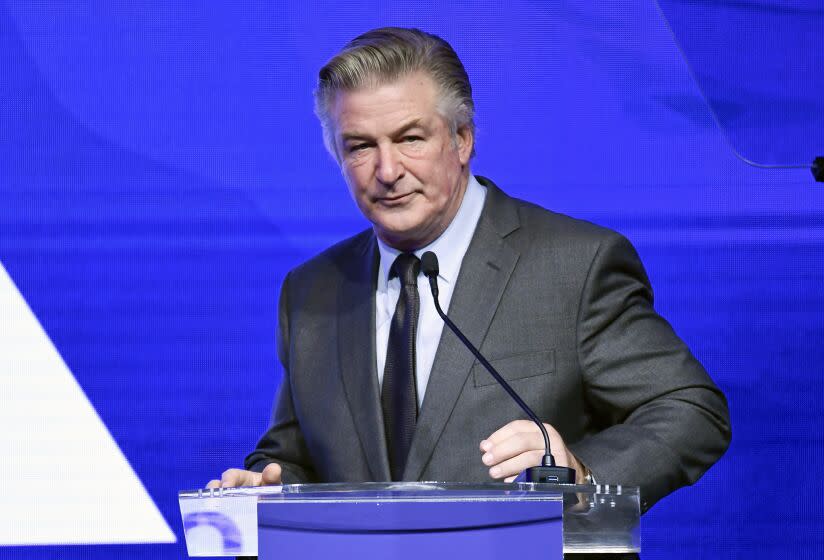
left=209, top=27, right=730, bottom=512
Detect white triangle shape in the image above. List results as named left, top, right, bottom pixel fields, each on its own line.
left=0, top=261, right=176, bottom=545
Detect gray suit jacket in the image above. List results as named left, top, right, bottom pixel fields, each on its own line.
left=246, top=177, right=731, bottom=512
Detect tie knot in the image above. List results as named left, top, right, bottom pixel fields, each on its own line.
left=390, top=253, right=421, bottom=287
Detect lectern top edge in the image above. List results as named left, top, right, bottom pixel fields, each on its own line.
left=178, top=480, right=640, bottom=499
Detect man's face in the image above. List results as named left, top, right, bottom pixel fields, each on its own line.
left=330, top=72, right=473, bottom=251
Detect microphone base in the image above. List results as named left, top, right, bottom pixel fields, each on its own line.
left=516, top=465, right=577, bottom=484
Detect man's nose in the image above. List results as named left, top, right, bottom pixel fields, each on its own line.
left=375, top=143, right=404, bottom=186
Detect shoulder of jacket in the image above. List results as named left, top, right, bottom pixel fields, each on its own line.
left=286, top=227, right=374, bottom=282
left=511, top=197, right=629, bottom=249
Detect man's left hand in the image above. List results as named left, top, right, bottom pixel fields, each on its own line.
left=480, top=420, right=586, bottom=483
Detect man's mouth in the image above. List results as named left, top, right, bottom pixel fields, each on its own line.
left=377, top=192, right=416, bottom=205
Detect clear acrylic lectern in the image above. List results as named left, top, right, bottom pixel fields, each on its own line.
left=179, top=482, right=640, bottom=558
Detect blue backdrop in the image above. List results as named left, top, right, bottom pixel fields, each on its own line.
left=1, top=0, right=822, bottom=558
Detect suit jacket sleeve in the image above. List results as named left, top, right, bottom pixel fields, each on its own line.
left=244, top=270, right=317, bottom=484
left=566, top=232, right=731, bottom=512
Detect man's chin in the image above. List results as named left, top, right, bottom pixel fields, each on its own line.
left=374, top=223, right=429, bottom=251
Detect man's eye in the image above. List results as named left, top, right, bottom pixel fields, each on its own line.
left=402, top=136, right=422, bottom=143
left=349, top=143, right=370, bottom=153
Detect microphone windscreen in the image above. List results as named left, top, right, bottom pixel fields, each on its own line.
left=421, top=251, right=439, bottom=278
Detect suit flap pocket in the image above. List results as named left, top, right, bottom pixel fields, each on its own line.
left=472, top=350, right=555, bottom=388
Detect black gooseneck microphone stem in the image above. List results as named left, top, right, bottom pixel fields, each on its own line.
left=425, top=273, right=556, bottom=468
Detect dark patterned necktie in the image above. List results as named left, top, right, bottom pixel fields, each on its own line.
left=382, top=252, right=421, bottom=481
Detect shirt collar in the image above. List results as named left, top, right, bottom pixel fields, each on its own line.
left=377, top=174, right=487, bottom=288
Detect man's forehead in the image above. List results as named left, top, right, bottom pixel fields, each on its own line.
left=330, top=72, right=441, bottom=133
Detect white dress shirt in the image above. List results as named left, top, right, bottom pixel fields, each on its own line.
left=375, top=174, right=487, bottom=408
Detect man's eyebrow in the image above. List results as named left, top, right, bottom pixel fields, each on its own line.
left=340, top=119, right=427, bottom=144
left=390, top=119, right=426, bottom=137
left=340, top=131, right=372, bottom=144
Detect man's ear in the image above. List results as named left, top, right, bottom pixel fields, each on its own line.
left=455, top=125, right=474, bottom=165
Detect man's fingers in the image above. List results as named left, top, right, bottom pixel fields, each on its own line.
left=219, top=468, right=261, bottom=488
left=219, top=468, right=243, bottom=488
left=487, top=449, right=545, bottom=480
left=482, top=429, right=545, bottom=466
left=260, top=463, right=283, bottom=485
left=206, top=465, right=282, bottom=490
left=481, top=421, right=572, bottom=481
left=481, top=419, right=535, bottom=450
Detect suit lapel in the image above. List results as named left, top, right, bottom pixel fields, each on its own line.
left=337, top=235, right=392, bottom=481
left=404, top=180, right=521, bottom=480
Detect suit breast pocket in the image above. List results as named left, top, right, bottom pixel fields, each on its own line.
left=472, top=350, right=555, bottom=388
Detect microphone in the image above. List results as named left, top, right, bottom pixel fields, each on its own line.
left=420, top=251, right=576, bottom=484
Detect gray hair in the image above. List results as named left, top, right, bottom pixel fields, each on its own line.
left=314, top=27, right=476, bottom=162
